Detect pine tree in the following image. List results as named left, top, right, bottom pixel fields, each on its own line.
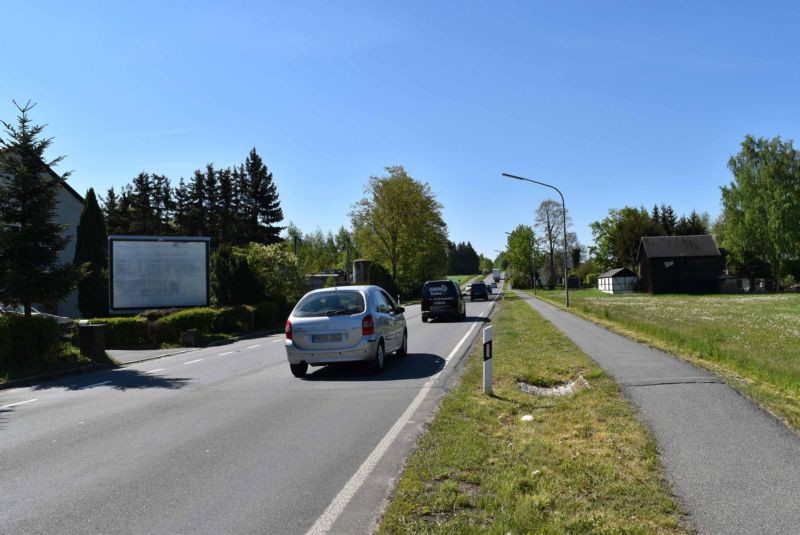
left=243, top=148, right=284, bottom=244
left=188, top=168, right=207, bottom=236
left=129, top=172, right=154, bottom=234
left=74, top=188, right=108, bottom=317
left=217, top=166, right=236, bottom=245
left=660, top=204, right=677, bottom=235
left=103, top=187, right=124, bottom=234
left=0, top=100, right=84, bottom=315
left=173, top=178, right=191, bottom=235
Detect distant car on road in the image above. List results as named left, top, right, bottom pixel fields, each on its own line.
left=470, top=282, right=489, bottom=301
left=463, top=284, right=472, bottom=296
left=421, top=279, right=465, bottom=323
left=284, top=285, right=407, bottom=378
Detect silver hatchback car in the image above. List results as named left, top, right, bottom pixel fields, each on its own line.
left=284, top=285, right=407, bottom=378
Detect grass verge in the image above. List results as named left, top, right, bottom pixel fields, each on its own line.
left=532, top=289, right=800, bottom=432
left=379, top=293, right=687, bottom=533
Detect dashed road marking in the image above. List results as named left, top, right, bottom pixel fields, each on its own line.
left=218, top=351, right=234, bottom=356
left=84, top=381, right=111, bottom=388
left=184, top=359, right=203, bottom=365
left=146, top=368, right=164, bottom=374
left=1, top=399, right=38, bottom=409
left=246, top=344, right=261, bottom=349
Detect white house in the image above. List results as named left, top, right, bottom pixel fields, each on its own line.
left=597, top=267, right=637, bottom=294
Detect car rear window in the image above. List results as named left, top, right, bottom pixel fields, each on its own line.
left=293, top=291, right=365, bottom=318
left=472, top=282, right=486, bottom=289
left=424, top=282, right=457, bottom=298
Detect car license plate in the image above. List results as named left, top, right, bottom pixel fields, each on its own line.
left=312, top=333, right=342, bottom=343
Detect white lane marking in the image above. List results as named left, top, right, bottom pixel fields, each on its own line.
left=83, top=381, right=111, bottom=388
left=1, top=398, right=38, bottom=409
left=184, top=359, right=203, bottom=365
left=146, top=368, right=164, bottom=374
left=218, top=351, right=234, bottom=356
left=272, top=339, right=284, bottom=343
left=306, top=382, right=433, bottom=535
left=307, top=301, right=493, bottom=534
left=246, top=344, right=261, bottom=349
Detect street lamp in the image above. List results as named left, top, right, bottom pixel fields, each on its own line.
left=502, top=172, right=569, bottom=308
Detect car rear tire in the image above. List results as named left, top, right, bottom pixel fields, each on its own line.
left=368, top=342, right=385, bottom=374
left=421, top=315, right=428, bottom=323
left=397, top=330, right=408, bottom=357
left=290, top=362, right=308, bottom=378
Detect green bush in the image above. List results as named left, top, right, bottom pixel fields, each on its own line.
left=0, top=314, right=60, bottom=370
left=155, top=307, right=217, bottom=342
left=90, top=317, right=152, bottom=349
left=212, top=305, right=254, bottom=333
left=254, top=301, right=280, bottom=328
left=584, top=273, right=598, bottom=287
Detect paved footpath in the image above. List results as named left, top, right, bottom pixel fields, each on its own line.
left=516, top=291, right=800, bottom=534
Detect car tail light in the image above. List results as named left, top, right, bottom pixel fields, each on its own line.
left=285, top=320, right=293, bottom=340
left=362, top=314, right=375, bottom=336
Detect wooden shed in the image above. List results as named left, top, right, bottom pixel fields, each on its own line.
left=597, top=268, right=637, bottom=294
left=636, top=235, right=722, bottom=294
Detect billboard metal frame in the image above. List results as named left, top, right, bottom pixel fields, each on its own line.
left=108, top=235, right=211, bottom=314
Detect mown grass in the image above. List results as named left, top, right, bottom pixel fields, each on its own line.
left=532, top=289, right=800, bottom=431
left=379, top=294, right=687, bottom=534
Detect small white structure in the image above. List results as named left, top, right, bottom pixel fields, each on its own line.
left=597, top=268, right=637, bottom=294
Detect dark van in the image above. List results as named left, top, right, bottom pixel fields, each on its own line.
left=421, top=280, right=466, bottom=323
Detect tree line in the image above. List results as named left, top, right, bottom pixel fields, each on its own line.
left=103, top=148, right=283, bottom=246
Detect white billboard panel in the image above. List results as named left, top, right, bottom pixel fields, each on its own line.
left=109, top=236, right=210, bottom=312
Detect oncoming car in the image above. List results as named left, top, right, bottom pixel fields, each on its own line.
left=284, top=285, right=407, bottom=378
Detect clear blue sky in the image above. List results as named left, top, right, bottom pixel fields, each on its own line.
left=4, top=1, right=800, bottom=259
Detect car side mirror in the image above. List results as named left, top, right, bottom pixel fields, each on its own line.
left=394, top=306, right=405, bottom=314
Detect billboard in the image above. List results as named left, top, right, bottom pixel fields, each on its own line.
left=108, top=236, right=210, bottom=313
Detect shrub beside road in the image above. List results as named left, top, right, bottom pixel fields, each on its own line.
left=379, top=294, right=686, bottom=533
left=534, top=289, right=800, bottom=432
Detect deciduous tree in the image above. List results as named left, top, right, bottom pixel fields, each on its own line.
left=722, top=135, right=800, bottom=280
left=350, top=166, right=448, bottom=296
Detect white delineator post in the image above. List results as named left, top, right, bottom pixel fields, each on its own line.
left=483, top=326, right=493, bottom=395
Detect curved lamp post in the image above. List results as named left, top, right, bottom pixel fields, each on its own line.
left=502, top=172, right=569, bottom=308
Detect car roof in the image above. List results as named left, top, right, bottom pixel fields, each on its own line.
left=303, top=285, right=379, bottom=295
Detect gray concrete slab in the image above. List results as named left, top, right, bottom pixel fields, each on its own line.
left=516, top=291, right=800, bottom=534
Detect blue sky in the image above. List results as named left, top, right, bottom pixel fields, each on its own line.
left=4, top=1, right=800, bottom=259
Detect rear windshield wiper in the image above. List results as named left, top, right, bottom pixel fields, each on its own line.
left=326, top=309, right=358, bottom=316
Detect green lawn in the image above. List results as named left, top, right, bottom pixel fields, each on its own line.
left=379, top=293, right=686, bottom=533
left=532, top=288, right=800, bottom=431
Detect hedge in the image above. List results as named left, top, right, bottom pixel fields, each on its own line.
left=0, top=314, right=60, bottom=370
left=90, top=304, right=284, bottom=349
left=89, top=317, right=152, bottom=348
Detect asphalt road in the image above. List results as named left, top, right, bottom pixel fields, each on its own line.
left=0, top=284, right=500, bottom=534
left=517, top=291, right=800, bottom=534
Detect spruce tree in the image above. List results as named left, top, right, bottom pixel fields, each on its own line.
left=0, top=100, right=84, bottom=315
left=74, top=188, right=108, bottom=317
left=243, top=148, right=284, bottom=244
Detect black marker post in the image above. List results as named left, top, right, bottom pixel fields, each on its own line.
left=483, top=326, right=493, bottom=395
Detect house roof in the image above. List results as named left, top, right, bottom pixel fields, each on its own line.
left=636, top=234, right=720, bottom=262
left=598, top=267, right=637, bottom=279
left=0, top=147, right=83, bottom=204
